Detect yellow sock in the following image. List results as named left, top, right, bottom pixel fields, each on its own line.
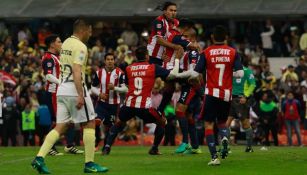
left=37, top=129, right=60, bottom=158
left=83, top=128, right=95, bottom=163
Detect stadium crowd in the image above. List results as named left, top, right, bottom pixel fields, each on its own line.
left=0, top=18, right=307, bottom=147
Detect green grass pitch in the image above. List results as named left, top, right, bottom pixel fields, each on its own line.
left=0, top=146, right=306, bottom=175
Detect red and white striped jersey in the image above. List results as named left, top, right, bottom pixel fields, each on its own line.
left=163, top=29, right=191, bottom=70
left=195, top=45, right=242, bottom=102
left=125, top=62, right=170, bottom=109
left=42, top=52, right=60, bottom=93
left=92, top=67, right=125, bottom=105
left=147, top=15, right=179, bottom=59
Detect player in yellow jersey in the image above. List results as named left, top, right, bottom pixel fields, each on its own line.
left=31, top=19, right=108, bottom=174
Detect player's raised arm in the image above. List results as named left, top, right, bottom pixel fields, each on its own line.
left=176, top=53, right=206, bottom=79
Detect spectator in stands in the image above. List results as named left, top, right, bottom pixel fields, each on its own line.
left=121, top=24, right=139, bottom=48
left=290, top=26, right=299, bottom=56
left=299, top=25, right=307, bottom=51
left=1, top=91, right=18, bottom=146
left=261, top=64, right=276, bottom=90
left=282, top=91, right=302, bottom=146
left=258, top=54, right=269, bottom=70
left=295, top=57, right=307, bottom=82
left=281, top=65, right=299, bottom=82
left=91, top=39, right=106, bottom=65
left=280, top=36, right=292, bottom=57
left=260, top=20, right=274, bottom=57
left=256, top=92, right=279, bottom=146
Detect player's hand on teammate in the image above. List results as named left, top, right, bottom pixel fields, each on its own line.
left=174, top=45, right=184, bottom=59
left=108, top=83, right=115, bottom=90
left=76, top=95, right=84, bottom=109
left=99, top=93, right=109, bottom=100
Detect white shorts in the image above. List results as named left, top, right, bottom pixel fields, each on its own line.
left=56, top=95, right=96, bottom=124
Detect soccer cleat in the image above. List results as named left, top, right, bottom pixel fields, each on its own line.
left=175, top=143, right=190, bottom=153
left=208, top=158, right=221, bottom=166
left=102, top=146, right=111, bottom=155
left=245, top=147, right=254, bottom=153
left=220, top=137, right=229, bottom=159
left=64, top=146, right=84, bottom=154
left=183, top=147, right=202, bottom=154
left=31, top=157, right=51, bottom=174
left=48, top=147, right=64, bottom=156
left=148, top=148, right=162, bottom=155
left=84, top=162, right=108, bottom=173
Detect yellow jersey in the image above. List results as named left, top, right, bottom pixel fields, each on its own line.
left=57, top=35, right=88, bottom=96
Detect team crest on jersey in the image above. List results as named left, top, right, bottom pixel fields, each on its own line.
left=157, top=23, right=162, bottom=29
left=79, top=51, right=85, bottom=61
left=47, top=62, right=52, bottom=67
left=191, top=51, right=197, bottom=55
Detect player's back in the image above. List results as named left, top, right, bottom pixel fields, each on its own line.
left=125, top=62, right=156, bottom=108
left=57, top=36, right=88, bottom=96
left=203, top=45, right=236, bottom=101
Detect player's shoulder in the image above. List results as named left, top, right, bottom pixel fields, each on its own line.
left=42, top=52, right=52, bottom=60
left=63, top=37, right=87, bottom=50
left=155, top=15, right=164, bottom=21
left=115, top=67, right=124, bottom=74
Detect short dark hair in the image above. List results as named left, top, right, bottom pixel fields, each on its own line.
left=45, top=34, right=59, bottom=49
left=73, top=19, right=91, bottom=33
left=135, top=46, right=148, bottom=61
left=212, top=25, right=227, bottom=42
left=104, top=53, right=114, bottom=60
left=155, top=1, right=177, bottom=11
left=178, top=18, right=194, bottom=29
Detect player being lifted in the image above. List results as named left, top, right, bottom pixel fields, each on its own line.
left=226, top=55, right=256, bottom=152
left=103, top=46, right=178, bottom=155
left=175, top=26, right=202, bottom=154
left=91, top=53, right=127, bottom=154
left=177, top=26, right=244, bottom=165
left=42, top=34, right=84, bottom=156
left=147, top=1, right=183, bottom=66
left=31, top=19, right=108, bottom=174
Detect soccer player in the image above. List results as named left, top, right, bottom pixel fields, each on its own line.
left=157, top=19, right=198, bottom=115
left=147, top=1, right=184, bottom=66
left=177, top=25, right=244, bottom=165
left=31, top=19, right=108, bottom=174
left=226, top=55, right=256, bottom=152
left=42, top=34, right=84, bottom=156
left=103, top=46, right=178, bottom=155
left=91, top=53, right=127, bottom=153
left=175, top=27, right=202, bottom=154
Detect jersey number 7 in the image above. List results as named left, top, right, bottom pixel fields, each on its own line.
left=215, top=64, right=225, bottom=86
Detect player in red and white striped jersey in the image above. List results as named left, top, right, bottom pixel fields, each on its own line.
left=42, top=35, right=84, bottom=156
left=178, top=26, right=244, bottom=165
left=91, top=53, right=127, bottom=152
left=41, top=35, right=63, bottom=156
left=157, top=19, right=199, bottom=115
left=147, top=1, right=183, bottom=66
left=103, top=46, right=178, bottom=155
